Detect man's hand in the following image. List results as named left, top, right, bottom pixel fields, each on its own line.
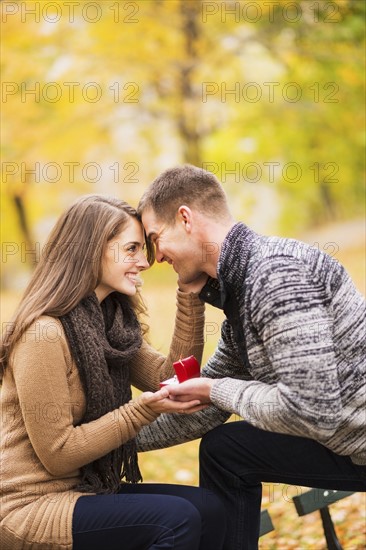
left=139, top=387, right=208, bottom=415
left=178, top=273, right=208, bottom=294
left=165, top=378, right=215, bottom=404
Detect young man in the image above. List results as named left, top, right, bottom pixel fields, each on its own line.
left=136, top=164, right=366, bottom=550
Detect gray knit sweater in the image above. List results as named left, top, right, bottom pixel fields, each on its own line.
left=137, top=223, right=366, bottom=465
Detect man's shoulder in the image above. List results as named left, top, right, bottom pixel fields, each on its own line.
left=250, top=234, right=320, bottom=262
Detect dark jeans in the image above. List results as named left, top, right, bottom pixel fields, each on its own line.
left=199, top=421, right=366, bottom=550
left=72, top=483, right=227, bottom=550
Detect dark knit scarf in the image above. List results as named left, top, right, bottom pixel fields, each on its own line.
left=59, top=291, right=143, bottom=494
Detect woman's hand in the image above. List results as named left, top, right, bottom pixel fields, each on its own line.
left=139, top=387, right=208, bottom=415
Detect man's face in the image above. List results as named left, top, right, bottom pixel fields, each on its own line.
left=141, top=207, right=203, bottom=284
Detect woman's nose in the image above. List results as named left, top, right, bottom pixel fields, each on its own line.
left=137, top=251, right=150, bottom=270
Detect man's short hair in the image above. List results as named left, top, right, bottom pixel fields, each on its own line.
left=138, top=164, right=230, bottom=224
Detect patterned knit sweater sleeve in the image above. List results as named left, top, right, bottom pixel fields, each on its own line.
left=210, top=256, right=356, bottom=443
left=11, top=317, right=160, bottom=477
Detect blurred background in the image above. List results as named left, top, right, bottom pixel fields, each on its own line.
left=1, top=1, right=365, bottom=547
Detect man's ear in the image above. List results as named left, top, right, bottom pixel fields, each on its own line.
left=177, top=205, right=193, bottom=232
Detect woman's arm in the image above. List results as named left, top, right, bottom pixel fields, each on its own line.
left=129, top=290, right=205, bottom=391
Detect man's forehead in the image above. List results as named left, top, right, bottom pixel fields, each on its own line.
left=141, top=208, right=161, bottom=237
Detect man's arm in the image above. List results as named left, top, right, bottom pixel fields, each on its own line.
left=136, top=405, right=230, bottom=451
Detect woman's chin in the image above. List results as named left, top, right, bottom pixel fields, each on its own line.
left=118, top=283, right=138, bottom=296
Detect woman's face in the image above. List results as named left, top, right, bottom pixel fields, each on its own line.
left=95, top=217, right=149, bottom=302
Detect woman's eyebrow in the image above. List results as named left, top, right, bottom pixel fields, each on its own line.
left=124, top=241, right=142, bottom=246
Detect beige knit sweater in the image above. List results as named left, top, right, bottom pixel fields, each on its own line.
left=0, top=291, right=205, bottom=550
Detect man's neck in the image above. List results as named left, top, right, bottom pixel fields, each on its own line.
left=200, top=218, right=236, bottom=278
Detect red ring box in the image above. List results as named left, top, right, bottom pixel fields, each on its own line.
left=159, top=355, right=200, bottom=387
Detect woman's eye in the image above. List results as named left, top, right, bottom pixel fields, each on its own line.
left=127, top=245, right=137, bottom=253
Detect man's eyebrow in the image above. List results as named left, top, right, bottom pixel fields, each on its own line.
left=147, top=231, right=156, bottom=240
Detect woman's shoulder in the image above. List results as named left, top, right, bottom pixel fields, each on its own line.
left=11, top=315, right=72, bottom=372
left=31, top=314, right=64, bottom=333
left=14, top=315, right=67, bottom=353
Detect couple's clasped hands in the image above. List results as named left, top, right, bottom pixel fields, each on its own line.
left=140, top=378, right=215, bottom=415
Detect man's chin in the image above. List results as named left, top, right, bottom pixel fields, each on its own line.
left=178, top=272, right=202, bottom=285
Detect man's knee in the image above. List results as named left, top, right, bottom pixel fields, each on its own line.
left=200, top=423, right=229, bottom=457
left=200, top=421, right=254, bottom=458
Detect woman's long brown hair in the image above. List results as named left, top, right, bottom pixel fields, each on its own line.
left=0, top=195, right=155, bottom=378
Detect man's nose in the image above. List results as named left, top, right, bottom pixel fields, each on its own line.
left=154, top=244, right=165, bottom=263
left=155, top=251, right=165, bottom=263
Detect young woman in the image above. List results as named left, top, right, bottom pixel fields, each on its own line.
left=0, top=195, right=226, bottom=550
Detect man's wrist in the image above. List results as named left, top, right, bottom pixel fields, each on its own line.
left=205, top=378, right=216, bottom=400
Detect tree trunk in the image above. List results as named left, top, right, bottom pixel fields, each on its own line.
left=178, top=0, right=202, bottom=166
left=12, top=193, right=38, bottom=267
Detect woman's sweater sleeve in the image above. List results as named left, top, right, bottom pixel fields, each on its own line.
left=11, top=318, right=159, bottom=477
left=129, top=290, right=205, bottom=391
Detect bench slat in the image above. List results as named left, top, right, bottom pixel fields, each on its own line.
left=259, top=509, right=274, bottom=536
left=293, top=489, right=355, bottom=516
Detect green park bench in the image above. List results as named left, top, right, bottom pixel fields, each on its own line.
left=259, top=508, right=274, bottom=537
left=260, top=490, right=357, bottom=548
left=293, top=489, right=356, bottom=550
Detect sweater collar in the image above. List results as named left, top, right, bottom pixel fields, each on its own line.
left=217, top=222, right=256, bottom=291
